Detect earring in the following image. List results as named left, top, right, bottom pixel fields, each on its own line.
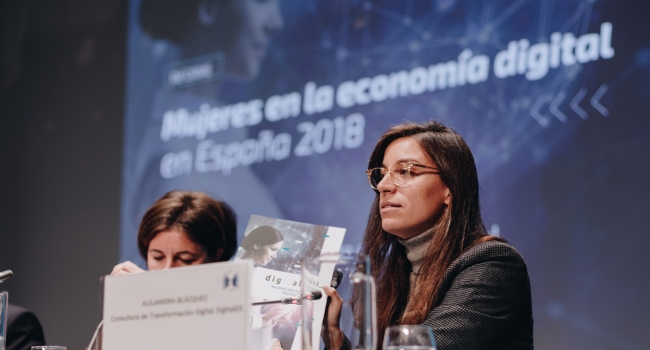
left=198, top=1, right=218, bottom=26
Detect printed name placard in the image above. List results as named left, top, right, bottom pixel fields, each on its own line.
left=102, top=261, right=252, bottom=350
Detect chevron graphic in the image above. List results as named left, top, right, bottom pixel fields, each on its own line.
left=549, top=91, right=568, bottom=123
left=530, top=94, right=551, bottom=127
left=570, top=88, right=589, bottom=120
left=530, top=84, right=610, bottom=126
left=590, top=84, right=610, bottom=117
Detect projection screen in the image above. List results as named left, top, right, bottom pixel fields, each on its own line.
left=122, top=1, right=650, bottom=348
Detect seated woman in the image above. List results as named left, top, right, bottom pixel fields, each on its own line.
left=323, top=121, right=533, bottom=349
left=111, top=190, right=237, bottom=275
left=87, top=191, right=239, bottom=349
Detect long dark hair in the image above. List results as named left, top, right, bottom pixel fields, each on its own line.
left=137, top=190, right=238, bottom=263
left=360, top=121, right=501, bottom=341
left=241, top=226, right=284, bottom=250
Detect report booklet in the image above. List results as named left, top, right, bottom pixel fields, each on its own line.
left=235, top=215, right=346, bottom=350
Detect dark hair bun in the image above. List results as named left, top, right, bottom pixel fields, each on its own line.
left=241, top=225, right=284, bottom=249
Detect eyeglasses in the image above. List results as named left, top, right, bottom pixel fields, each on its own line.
left=366, top=162, right=439, bottom=190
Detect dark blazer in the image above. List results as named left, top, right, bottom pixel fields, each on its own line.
left=422, top=240, right=534, bottom=350
left=6, top=304, right=46, bottom=350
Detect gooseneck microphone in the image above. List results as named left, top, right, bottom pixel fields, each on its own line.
left=0, top=269, right=13, bottom=283
left=252, top=290, right=322, bottom=306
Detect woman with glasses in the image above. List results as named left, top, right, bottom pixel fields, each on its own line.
left=322, top=121, right=534, bottom=349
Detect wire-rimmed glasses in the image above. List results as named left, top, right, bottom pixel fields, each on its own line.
left=366, top=162, right=438, bottom=189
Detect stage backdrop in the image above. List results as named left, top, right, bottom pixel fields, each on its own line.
left=121, top=1, right=650, bottom=348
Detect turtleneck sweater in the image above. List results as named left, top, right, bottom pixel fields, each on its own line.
left=397, top=227, right=436, bottom=289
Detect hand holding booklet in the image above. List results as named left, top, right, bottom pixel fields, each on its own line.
left=235, top=215, right=346, bottom=350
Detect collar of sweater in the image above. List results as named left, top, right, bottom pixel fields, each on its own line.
left=397, top=227, right=436, bottom=274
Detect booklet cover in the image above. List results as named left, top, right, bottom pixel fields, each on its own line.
left=235, top=215, right=345, bottom=350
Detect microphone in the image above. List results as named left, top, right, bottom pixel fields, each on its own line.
left=331, top=268, right=344, bottom=288
left=0, top=270, right=14, bottom=283
left=252, top=290, right=322, bottom=306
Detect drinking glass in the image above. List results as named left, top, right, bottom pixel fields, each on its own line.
left=31, top=347, right=67, bottom=350
left=383, top=325, right=437, bottom=350
left=301, top=253, right=377, bottom=350
left=1, top=292, right=7, bottom=350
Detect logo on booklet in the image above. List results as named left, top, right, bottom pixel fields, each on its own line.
left=222, top=270, right=239, bottom=292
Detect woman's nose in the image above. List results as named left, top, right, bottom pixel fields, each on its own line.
left=376, top=173, right=395, bottom=192
left=165, top=259, right=175, bottom=269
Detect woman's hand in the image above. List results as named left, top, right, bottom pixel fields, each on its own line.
left=110, top=261, right=146, bottom=276
left=322, top=286, right=345, bottom=349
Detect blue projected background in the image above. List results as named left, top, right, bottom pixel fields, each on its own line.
left=122, top=0, right=650, bottom=348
